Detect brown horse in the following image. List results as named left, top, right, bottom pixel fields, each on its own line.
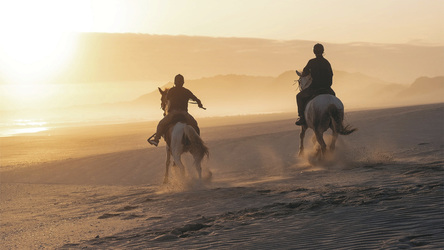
left=157, top=87, right=210, bottom=184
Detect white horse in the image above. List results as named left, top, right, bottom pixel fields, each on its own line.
left=296, top=71, right=356, bottom=159
left=156, top=88, right=210, bottom=184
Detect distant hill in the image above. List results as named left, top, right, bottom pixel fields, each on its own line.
left=2, top=71, right=441, bottom=123
left=20, top=33, right=443, bottom=85
left=133, top=71, right=444, bottom=115
left=397, top=77, right=444, bottom=102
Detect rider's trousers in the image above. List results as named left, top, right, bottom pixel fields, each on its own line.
left=154, top=111, right=200, bottom=140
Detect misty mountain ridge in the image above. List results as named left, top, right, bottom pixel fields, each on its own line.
left=134, top=71, right=444, bottom=114
left=10, top=33, right=442, bottom=85
left=1, top=71, right=442, bottom=124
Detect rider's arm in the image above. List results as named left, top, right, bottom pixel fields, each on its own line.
left=188, top=90, right=203, bottom=108
left=192, top=95, right=203, bottom=108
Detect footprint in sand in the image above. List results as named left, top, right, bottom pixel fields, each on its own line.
left=122, top=214, right=145, bottom=220
left=98, top=213, right=121, bottom=219
left=116, top=205, right=139, bottom=212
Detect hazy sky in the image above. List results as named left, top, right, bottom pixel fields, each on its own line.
left=1, top=0, right=443, bottom=45
left=0, top=0, right=443, bottom=116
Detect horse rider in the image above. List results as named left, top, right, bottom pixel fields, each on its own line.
left=295, top=43, right=336, bottom=126
left=148, top=74, right=204, bottom=147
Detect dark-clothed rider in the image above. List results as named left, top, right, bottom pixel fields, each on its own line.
left=148, top=74, right=203, bottom=146
left=295, top=43, right=335, bottom=126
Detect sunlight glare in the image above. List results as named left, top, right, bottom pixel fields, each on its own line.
left=5, top=82, right=53, bottom=103
left=0, top=0, right=80, bottom=85
left=0, top=32, right=77, bottom=84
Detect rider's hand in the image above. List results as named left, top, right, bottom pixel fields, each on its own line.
left=198, top=103, right=206, bottom=110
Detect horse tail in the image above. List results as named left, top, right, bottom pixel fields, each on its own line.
left=183, top=125, right=209, bottom=159
left=328, top=104, right=357, bottom=135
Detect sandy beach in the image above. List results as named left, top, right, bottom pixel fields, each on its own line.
left=1, top=103, right=443, bottom=249
left=1, top=1, right=442, bottom=249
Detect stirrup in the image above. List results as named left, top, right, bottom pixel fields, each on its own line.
left=147, top=134, right=158, bottom=146
left=148, top=139, right=158, bottom=147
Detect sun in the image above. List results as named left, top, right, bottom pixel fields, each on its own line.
left=0, top=1, right=82, bottom=110
left=0, top=1, right=80, bottom=84
left=0, top=32, right=77, bottom=84
left=0, top=32, right=77, bottom=109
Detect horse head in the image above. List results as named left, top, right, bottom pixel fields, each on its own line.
left=158, top=87, right=170, bottom=116
left=296, top=70, right=312, bottom=91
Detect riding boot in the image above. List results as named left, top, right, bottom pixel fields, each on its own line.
left=295, top=116, right=306, bottom=126
left=149, top=113, right=173, bottom=146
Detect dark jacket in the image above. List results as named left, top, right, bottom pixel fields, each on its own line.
left=302, top=56, right=333, bottom=89
left=166, top=86, right=201, bottom=112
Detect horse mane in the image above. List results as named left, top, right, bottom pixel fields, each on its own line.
left=298, top=74, right=312, bottom=91
left=160, top=87, right=171, bottom=115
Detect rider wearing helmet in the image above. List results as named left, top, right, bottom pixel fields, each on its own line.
left=295, top=43, right=335, bottom=126
left=148, top=74, right=203, bottom=147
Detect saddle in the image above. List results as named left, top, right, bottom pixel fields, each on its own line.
left=308, top=87, right=336, bottom=103
left=161, top=112, right=200, bottom=148
left=169, top=112, right=188, bottom=125
left=166, top=111, right=200, bottom=136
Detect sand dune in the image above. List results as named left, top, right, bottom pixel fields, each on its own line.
left=1, top=103, right=443, bottom=248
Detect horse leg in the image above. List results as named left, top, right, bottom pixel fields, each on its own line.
left=163, top=147, right=171, bottom=184
left=299, top=126, right=307, bottom=156
left=193, top=153, right=203, bottom=180
left=311, top=135, right=317, bottom=145
left=172, top=151, right=186, bottom=177
left=315, top=130, right=327, bottom=159
left=330, top=131, right=338, bottom=152
left=170, top=124, right=186, bottom=178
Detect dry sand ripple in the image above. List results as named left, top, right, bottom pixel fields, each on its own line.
left=1, top=103, right=443, bottom=249
left=57, top=160, right=444, bottom=249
